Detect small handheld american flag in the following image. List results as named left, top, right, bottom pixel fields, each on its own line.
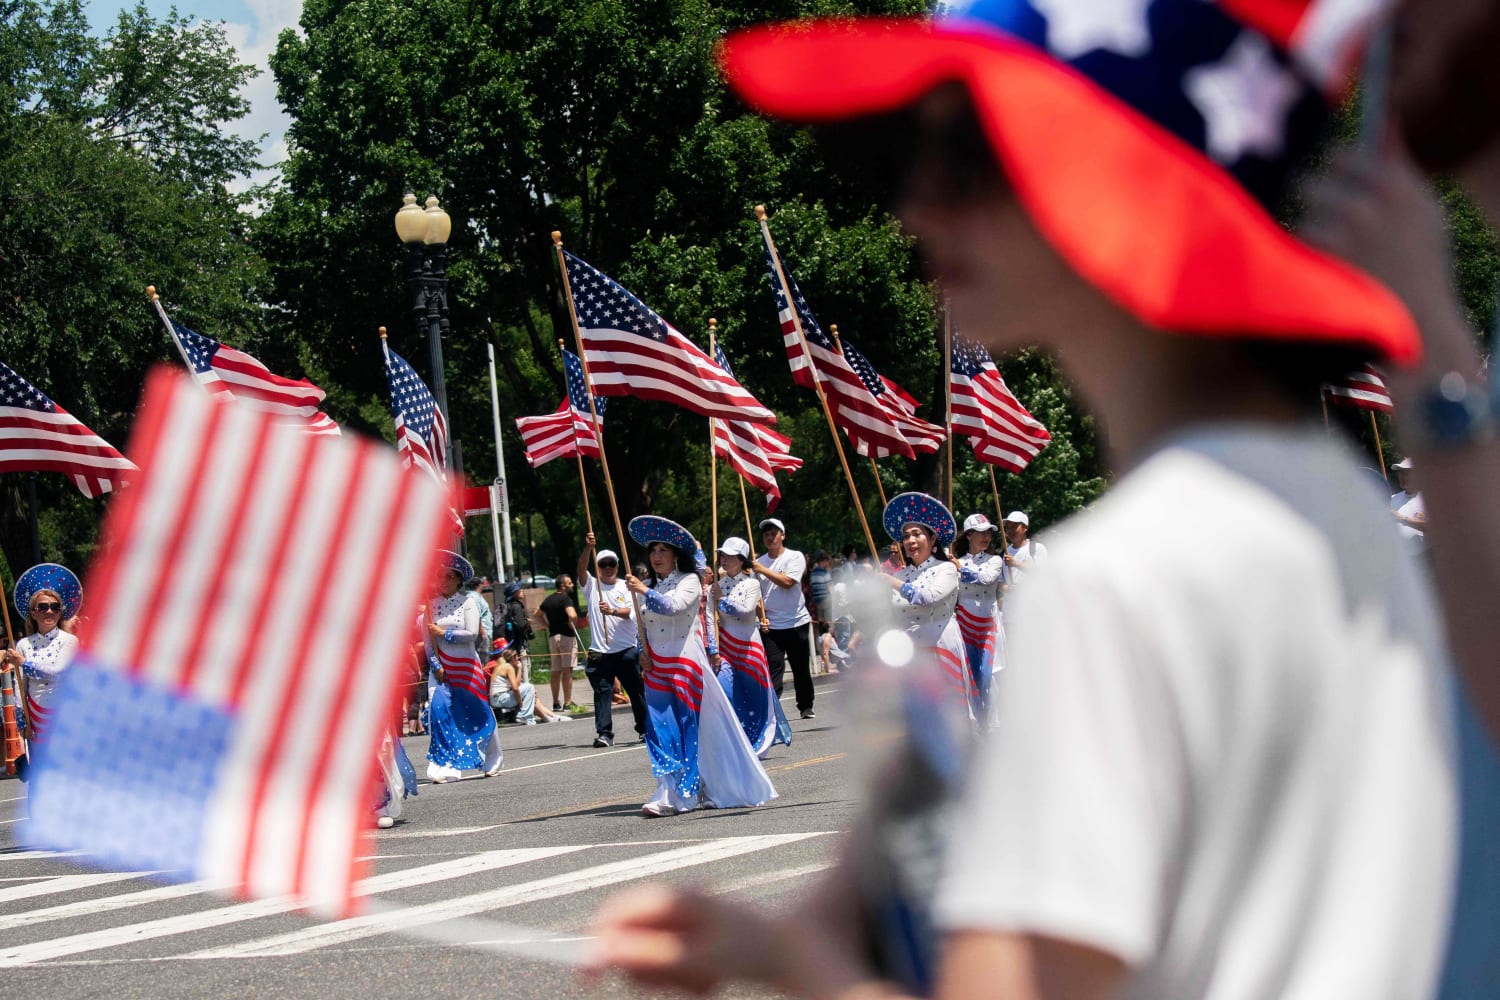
left=25, top=368, right=451, bottom=917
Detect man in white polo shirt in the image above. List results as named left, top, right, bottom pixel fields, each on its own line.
left=577, top=532, right=644, bottom=748
left=1002, top=510, right=1046, bottom=585
left=753, top=517, right=816, bottom=719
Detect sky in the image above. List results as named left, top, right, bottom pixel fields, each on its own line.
left=111, top=0, right=302, bottom=190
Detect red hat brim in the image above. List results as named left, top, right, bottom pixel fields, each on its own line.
left=720, top=19, right=1420, bottom=365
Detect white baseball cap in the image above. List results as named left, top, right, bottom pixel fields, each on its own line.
left=758, top=517, right=786, bottom=534
left=717, top=536, right=751, bottom=560
left=595, top=549, right=620, bottom=565
left=1003, top=510, right=1030, bottom=526
left=962, top=513, right=996, bottom=533
left=1392, top=457, right=1414, bottom=470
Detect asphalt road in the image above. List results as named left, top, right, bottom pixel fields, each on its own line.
left=0, top=675, right=853, bottom=999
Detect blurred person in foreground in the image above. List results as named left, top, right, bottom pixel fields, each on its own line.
left=589, top=2, right=1472, bottom=998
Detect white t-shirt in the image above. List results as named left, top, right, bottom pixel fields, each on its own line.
left=1004, top=538, right=1046, bottom=584
left=580, top=571, right=637, bottom=654
left=756, top=548, right=810, bottom=629
left=934, top=426, right=1457, bottom=1000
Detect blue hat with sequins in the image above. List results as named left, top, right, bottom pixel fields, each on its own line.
left=721, top=0, right=1419, bottom=365
left=628, top=515, right=697, bottom=555
left=14, top=563, right=82, bottom=621
left=436, top=549, right=473, bottom=584
left=883, top=492, right=956, bottom=547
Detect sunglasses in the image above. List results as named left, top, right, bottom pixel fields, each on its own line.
left=32, top=602, right=62, bottom=614
left=597, top=560, right=619, bottom=568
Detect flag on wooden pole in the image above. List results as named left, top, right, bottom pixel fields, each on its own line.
left=24, top=368, right=451, bottom=917
left=1322, top=364, right=1394, bottom=413
left=950, top=334, right=1051, bottom=473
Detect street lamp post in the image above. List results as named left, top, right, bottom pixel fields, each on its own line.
left=394, top=192, right=463, bottom=481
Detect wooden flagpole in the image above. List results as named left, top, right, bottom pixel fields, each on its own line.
left=557, top=338, right=613, bottom=646
left=943, top=306, right=954, bottom=512
left=1370, top=411, right=1389, bottom=483
left=738, top=475, right=772, bottom=629
left=989, top=465, right=1005, bottom=529
left=0, top=570, right=20, bottom=775
left=551, top=232, right=644, bottom=634
left=707, top=319, right=723, bottom=650
left=756, top=206, right=880, bottom=562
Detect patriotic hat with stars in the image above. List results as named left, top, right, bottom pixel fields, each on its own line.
left=721, top=0, right=1420, bottom=364
left=628, top=515, right=698, bottom=556
left=14, top=563, right=82, bottom=621
left=884, top=492, right=958, bottom=547
left=436, top=549, right=473, bottom=584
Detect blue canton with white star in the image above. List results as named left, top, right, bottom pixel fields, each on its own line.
left=563, top=252, right=671, bottom=341
left=385, top=348, right=438, bottom=441
left=762, top=245, right=834, bottom=348
left=840, top=339, right=890, bottom=399
left=26, top=661, right=233, bottom=873
left=0, top=360, right=59, bottom=412
left=561, top=348, right=606, bottom=417
left=944, top=0, right=1325, bottom=210
left=171, top=321, right=224, bottom=376
left=951, top=335, right=995, bottom=378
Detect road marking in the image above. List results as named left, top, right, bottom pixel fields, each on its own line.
left=0, top=849, right=84, bottom=862
left=0, top=870, right=166, bottom=905
left=709, top=860, right=833, bottom=896
left=766, top=752, right=847, bottom=774
left=0, top=815, right=28, bottom=825
left=185, top=832, right=831, bottom=959
left=0, top=844, right=589, bottom=967
left=380, top=824, right=503, bottom=837
left=495, top=744, right=644, bottom=774
left=0, top=793, right=26, bottom=804
left=0, top=881, right=215, bottom=933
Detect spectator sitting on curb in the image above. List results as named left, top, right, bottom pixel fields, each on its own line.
left=488, top=641, right=571, bottom=725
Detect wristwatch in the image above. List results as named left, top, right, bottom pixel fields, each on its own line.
left=1406, top=370, right=1495, bottom=453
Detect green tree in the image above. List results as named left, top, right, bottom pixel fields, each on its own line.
left=259, top=0, right=1106, bottom=565
left=0, top=1, right=268, bottom=572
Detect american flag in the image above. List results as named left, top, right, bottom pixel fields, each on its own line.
left=159, top=308, right=340, bottom=436
left=562, top=251, right=775, bottom=424
left=0, top=360, right=136, bottom=497
left=712, top=343, right=801, bottom=509
left=1322, top=364, right=1393, bottom=413
left=383, top=342, right=462, bottom=535
left=515, top=349, right=605, bottom=468
left=950, top=334, right=1051, bottom=473
left=24, top=368, right=450, bottom=917
left=759, top=226, right=938, bottom=458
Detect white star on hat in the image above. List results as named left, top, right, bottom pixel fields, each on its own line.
left=1184, top=32, right=1303, bottom=164
left=1031, top=0, right=1153, bottom=60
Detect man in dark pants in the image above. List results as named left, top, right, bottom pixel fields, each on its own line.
left=576, top=533, right=645, bottom=747
left=753, top=517, right=816, bottom=719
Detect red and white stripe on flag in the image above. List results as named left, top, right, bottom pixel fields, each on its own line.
left=950, top=340, right=1051, bottom=474
left=515, top=401, right=601, bottom=468
left=28, top=368, right=450, bottom=916
left=1322, top=364, right=1393, bottom=413
left=714, top=418, right=801, bottom=509
left=0, top=360, right=137, bottom=497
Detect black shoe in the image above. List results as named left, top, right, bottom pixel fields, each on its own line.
left=800, top=709, right=816, bottom=720
left=593, top=735, right=613, bottom=748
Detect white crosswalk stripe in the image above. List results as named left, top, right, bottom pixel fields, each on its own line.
left=0, top=834, right=832, bottom=968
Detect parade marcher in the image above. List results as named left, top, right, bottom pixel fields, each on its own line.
left=955, top=513, right=1005, bottom=717
left=712, top=537, right=791, bottom=758
left=2, top=563, right=83, bottom=757
left=578, top=532, right=647, bottom=748
left=753, top=517, right=816, bottom=719
left=627, top=516, right=776, bottom=818
left=535, top=575, right=581, bottom=712
left=372, top=729, right=418, bottom=829
left=591, top=3, right=1468, bottom=998
left=422, top=550, right=503, bottom=783
left=1000, top=511, right=1045, bottom=585
left=879, top=493, right=969, bottom=710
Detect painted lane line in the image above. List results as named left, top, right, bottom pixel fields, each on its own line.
left=0, top=815, right=27, bottom=825
left=709, top=861, right=833, bottom=896
left=493, top=744, right=643, bottom=774
left=185, top=832, right=831, bottom=959
left=0, top=850, right=84, bottom=863
left=0, top=881, right=214, bottom=933
left=0, top=844, right=591, bottom=967
left=0, top=870, right=167, bottom=905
